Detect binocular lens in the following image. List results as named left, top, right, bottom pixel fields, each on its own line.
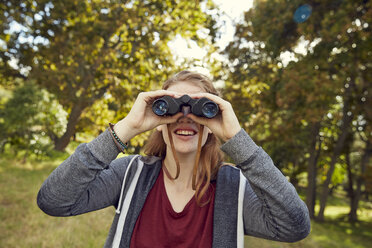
left=152, top=100, right=168, bottom=116
left=202, top=102, right=218, bottom=118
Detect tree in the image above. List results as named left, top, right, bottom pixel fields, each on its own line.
left=1, top=0, right=218, bottom=150
left=0, top=82, right=67, bottom=157
left=224, top=0, right=371, bottom=221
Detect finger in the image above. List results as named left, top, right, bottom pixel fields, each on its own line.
left=188, top=93, right=228, bottom=108
left=142, top=90, right=182, bottom=100
left=188, top=92, right=219, bottom=100
left=141, top=90, right=183, bottom=106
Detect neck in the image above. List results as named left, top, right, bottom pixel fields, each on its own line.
left=163, top=148, right=197, bottom=189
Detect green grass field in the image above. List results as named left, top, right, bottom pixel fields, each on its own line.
left=1, top=156, right=371, bottom=248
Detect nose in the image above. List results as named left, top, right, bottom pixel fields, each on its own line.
left=178, top=116, right=193, bottom=123
left=175, top=106, right=194, bottom=123
left=181, top=106, right=191, bottom=116
left=177, top=115, right=193, bottom=123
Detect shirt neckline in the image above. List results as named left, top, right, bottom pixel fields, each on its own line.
left=160, top=169, right=196, bottom=218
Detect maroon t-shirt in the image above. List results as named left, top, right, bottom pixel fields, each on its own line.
left=130, top=169, right=215, bottom=248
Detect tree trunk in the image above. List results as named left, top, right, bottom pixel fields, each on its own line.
left=54, top=103, right=86, bottom=151
left=349, top=140, right=372, bottom=222
left=289, top=166, right=299, bottom=189
left=317, top=107, right=353, bottom=221
left=317, top=77, right=355, bottom=222
left=306, top=122, right=321, bottom=219
left=53, top=83, right=110, bottom=151
left=346, top=150, right=357, bottom=222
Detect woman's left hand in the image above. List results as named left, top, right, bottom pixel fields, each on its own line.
left=186, top=93, right=241, bottom=142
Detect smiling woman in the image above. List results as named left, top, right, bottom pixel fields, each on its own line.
left=37, top=70, right=310, bottom=248
left=145, top=72, right=224, bottom=207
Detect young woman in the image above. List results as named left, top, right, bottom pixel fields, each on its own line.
left=37, top=71, right=310, bottom=248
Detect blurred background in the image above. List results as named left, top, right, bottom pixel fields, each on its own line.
left=0, top=0, right=371, bottom=247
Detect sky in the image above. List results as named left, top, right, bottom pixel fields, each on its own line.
left=208, top=0, right=254, bottom=49
left=168, top=0, right=254, bottom=69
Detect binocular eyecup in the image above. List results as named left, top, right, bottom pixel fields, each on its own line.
left=152, top=94, right=219, bottom=119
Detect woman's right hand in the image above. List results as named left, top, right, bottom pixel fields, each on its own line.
left=113, top=90, right=183, bottom=142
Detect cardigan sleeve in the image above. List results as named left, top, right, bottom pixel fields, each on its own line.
left=37, top=129, right=132, bottom=216
left=220, top=129, right=311, bottom=242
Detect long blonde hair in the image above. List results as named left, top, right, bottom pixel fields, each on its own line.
left=143, top=71, right=225, bottom=205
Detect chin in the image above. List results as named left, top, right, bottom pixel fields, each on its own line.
left=174, top=143, right=199, bottom=155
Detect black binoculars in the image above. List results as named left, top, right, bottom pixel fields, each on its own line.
left=152, top=94, right=219, bottom=118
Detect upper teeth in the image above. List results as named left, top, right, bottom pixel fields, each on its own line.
left=176, top=130, right=195, bottom=136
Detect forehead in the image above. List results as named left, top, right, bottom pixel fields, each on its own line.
left=166, top=81, right=205, bottom=94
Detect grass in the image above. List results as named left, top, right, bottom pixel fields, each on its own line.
left=245, top=218, right=372, bottom=248
left=1, top=156, right=372, bottom=247
left=0, top=157, right=113, bottom=247
left=244, top=189, right=372, bottom=248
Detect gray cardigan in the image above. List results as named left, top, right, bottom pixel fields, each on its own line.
left=37, top=128, right=310, bottom=247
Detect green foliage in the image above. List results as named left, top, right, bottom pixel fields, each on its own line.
left=0, top=82, right=67, bottom=157
left=331, top=162, right=347, bottom=186
left=223, top=0, right=372, bottom=220
left=225, top=0, right=371, bottom=181
left=1, top=0, right=218, bottom=150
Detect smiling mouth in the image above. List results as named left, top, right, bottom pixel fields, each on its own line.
left=174, top=130, right=197, bottom=136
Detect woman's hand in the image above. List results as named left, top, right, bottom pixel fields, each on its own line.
left=186, top=93, right=241, bottom=142
left=113, top=90, right=183, bottom=142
